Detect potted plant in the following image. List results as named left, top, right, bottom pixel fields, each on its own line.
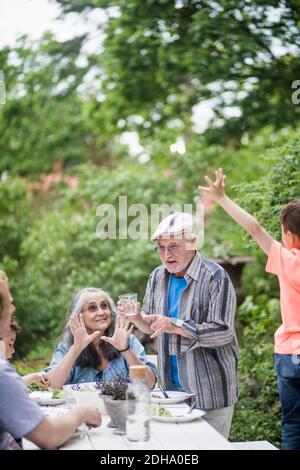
left=100, top=378, right=134, bottom=435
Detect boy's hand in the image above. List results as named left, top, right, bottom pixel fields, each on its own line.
left=198, top=167, right=274, bottom=255
left=198, top=168, right=226, bottom=202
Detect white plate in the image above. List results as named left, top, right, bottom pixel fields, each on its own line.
left=30, top=391, right=65, bottom=406
left=151, top=390, right=195, bottom=404
left=151, top=407, right=205, bottom=423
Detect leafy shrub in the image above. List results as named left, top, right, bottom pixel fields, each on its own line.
left=0, top=177, right=33, bottom=260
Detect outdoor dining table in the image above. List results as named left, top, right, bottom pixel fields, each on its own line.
left=22, top=402, right=234, bottom=450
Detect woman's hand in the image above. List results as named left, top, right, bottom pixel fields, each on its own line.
left=35, top=372, right=52, bottom=389
left=101, top=314, right=134, bottom=352
left=70, top=314, right=101, bottom=352
left=22, top=371, right=52, bottom=389
left=198, top=168, right=226, bottom=202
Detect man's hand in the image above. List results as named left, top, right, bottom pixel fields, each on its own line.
left=198, top=167, right=226, bottom=202
left=117, top=301, right=143, bottom=323
left=147, top=314, right=177, bottom=338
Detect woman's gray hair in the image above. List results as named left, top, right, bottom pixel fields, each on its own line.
left=61, top=287, right=118, bottom=346
left=58, top=287, right=120, bottom=369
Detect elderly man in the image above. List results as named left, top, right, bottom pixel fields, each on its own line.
left=123, top=212, right=238, bottom=439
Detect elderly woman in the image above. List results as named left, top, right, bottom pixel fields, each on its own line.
left=46, top=288, right=157, bottom=389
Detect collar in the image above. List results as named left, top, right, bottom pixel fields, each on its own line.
left=163, top=251, right=202, bottom=282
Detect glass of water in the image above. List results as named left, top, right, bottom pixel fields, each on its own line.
left=119, top=293, right=138, bottom=317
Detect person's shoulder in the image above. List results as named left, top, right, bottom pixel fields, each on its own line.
left=0, top=357, right=15, bottom=376
left=200, top=255, right=227, bottom=279
left=0, top=359, right=23, bottom=388
left=0, top=358, right=10, bottom=381
left=149, top=265, right=164, bottom=277
left=270, top=240, right=300, bottom=262
left=147, top=265, right=164, bottom=286
left=291, top=247, right=300, bottom=258
left=54, top=340, right=70, bottom=353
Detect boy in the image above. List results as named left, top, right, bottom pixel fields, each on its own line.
left=199, top=168, right=300, bottom=450
left=3, top=318, right=51, bottom=389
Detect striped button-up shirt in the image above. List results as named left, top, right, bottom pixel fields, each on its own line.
left=143, top=252, right=239, bottom=410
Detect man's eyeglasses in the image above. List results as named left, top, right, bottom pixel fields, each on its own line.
left=83, top=301, right=110, bottom=314
left=155, top=244, right=180, bottom=255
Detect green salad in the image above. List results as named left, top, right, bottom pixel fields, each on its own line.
left=51, top=389, right=64, bottom=399
left=151, top=404, right=172, bottom=417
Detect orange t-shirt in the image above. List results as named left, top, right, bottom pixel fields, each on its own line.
left=266, top=240, right=300, bottom=354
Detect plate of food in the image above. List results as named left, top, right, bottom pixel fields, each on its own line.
left=30, top=389, right=65, bottom=406
left=151, top=404, right=205, bottom=423
left=151, top=390, right=195, bottom=404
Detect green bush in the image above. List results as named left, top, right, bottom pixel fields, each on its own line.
left=0, top=177, right=33, bottom=260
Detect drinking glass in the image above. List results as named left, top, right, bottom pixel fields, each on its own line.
left=119, top=293, right=138, bottom=317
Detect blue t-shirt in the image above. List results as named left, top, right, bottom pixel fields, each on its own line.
left=46, top=334, right=157, bottom=385
left=0, top=354, right=44, bottom=450
left=168, top=274, right=187, bottom=389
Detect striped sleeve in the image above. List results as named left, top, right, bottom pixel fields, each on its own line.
left=172, top=270, right=236, bottom=350
left=142, top=267, right=159, bottom=315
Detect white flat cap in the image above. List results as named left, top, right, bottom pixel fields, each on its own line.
left=151, top=212, right=196, bottom=240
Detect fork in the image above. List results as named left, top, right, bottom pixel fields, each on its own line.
left=187, top=397, right=197, bottom=414
left=159, top=384, right=169, bottom=399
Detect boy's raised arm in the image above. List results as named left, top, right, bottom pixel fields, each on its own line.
left=199, top=168, right=274, bottom=255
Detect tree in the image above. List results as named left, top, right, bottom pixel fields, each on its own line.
left=0, top=33, right=92, bottom=175
left=54, top=0, right=300, bottom=143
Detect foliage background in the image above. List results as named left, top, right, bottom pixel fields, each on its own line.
left=1, top=0, right=300, bottom=447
